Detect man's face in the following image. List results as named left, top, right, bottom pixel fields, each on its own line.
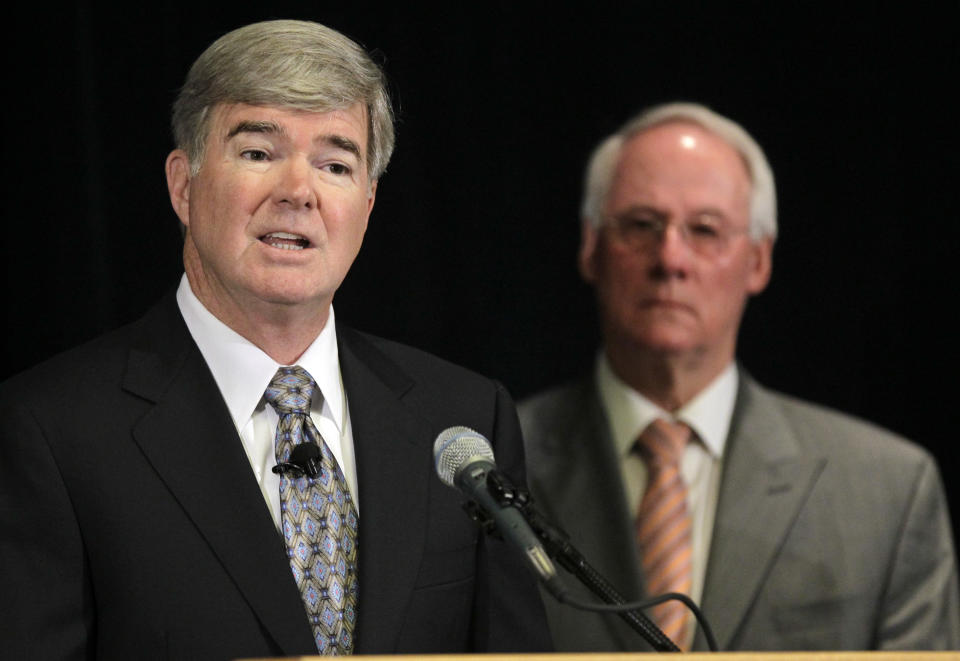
left=166, top=102, right=376, bottom=319
left=580, top=122, right=772, bottom=365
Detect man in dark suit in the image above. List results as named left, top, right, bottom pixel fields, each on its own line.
left=0, top=20, right=550, bottom=659
left=519, top=102, right=959, bottom=651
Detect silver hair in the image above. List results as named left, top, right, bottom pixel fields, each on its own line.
left=172, top=19, right=395, bottom=180
left=581, top=102, right=777, bottom=240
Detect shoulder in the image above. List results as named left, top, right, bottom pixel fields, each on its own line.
left=0, top=294, right=187, bottom=411
left=515, top=377, right=607, bottom=472
left=517, top=378, right=593, bottom=433
left=519, top=378, right=592, bottom=414
left=739, top=376, right=940, bottom=491
left=336, top=326, right=528, bottom=478
left=338, top=325, right=501, bottom=395
left=336, top=326, right=516, bottom=439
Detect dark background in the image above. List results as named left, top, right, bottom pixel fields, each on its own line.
left=5, top=4, right=957, bottom=538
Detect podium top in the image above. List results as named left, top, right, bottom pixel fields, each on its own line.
left=241, top=652, right=959, bottom=660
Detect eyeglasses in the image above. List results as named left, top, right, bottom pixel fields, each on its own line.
left=603, top=213, right=751, bottom=258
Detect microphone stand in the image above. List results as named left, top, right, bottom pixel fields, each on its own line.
left=470, top=472, right=681, bottom=653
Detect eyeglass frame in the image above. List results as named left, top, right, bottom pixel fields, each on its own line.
left=600, top=210, right=753, bottom=257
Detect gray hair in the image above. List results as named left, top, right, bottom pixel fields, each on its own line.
left=172, top=19, right=395, bottom=180
left=582, top=102, right=777, bottom=240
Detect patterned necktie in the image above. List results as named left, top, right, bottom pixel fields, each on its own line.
left=635, top=418, right=693, bottom=649
left=264, top=366, right=358, bottom=655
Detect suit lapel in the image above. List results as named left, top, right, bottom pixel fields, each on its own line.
left=696, top=374, right=826, bottom=651
left=336, top=329, right=432, bottom=653
left=122, top=299, right=316, bottom=654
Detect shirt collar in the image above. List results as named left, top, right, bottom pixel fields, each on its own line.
left=175, top=274, right=345, bottom=434
left=596, top=350, right=736, bottom=460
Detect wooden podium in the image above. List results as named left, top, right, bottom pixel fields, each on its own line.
left=244, top=653, right=959, bottom=660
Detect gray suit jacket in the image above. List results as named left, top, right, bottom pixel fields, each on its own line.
left=518, top=370, right=959, bottom=651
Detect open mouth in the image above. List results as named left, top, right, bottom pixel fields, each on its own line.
left=260, top=231, right=310, bottom=251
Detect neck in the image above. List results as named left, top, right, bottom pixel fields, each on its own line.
left=604, top=341, right=734, bottom=412
left=226, top=312, right=329, bottom=366
left=184, top=262, right=330, bottom=366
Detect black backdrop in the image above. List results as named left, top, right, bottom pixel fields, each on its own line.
left=5, top=4, right=957, bottom=539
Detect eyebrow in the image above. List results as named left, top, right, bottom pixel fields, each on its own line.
left=226, top=120, right=287, bottom=140
left=326, top=135, right=363, bottom=161
left=616, top=205, right=667, bottom=219
left=225, top=121, right=363, bottom=162
left=617, top=205, right=730, bottom=220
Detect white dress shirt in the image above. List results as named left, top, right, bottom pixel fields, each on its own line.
left=176, top=274, right=358, bottom=530
left=596, top=352, right=737, bottom=626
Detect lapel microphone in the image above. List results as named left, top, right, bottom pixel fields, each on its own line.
left=272, top=442, right=322, bottom=478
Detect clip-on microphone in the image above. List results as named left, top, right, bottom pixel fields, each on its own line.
left=271, top=442, right=322, bottom=478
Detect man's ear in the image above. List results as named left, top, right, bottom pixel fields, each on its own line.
left=746, top=237, right=774, bottom=295
left=578, top=218, right=600, bottom=284
left=165, top=149, right=192, bottom=228
left=366, top=179, right=378, bottom=215
left=350, top=179, right=377, bottom=240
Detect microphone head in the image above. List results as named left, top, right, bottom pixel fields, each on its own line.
left=433, top=426, right=495, bottom=487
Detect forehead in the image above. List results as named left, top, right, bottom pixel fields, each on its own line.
left=608, top=122, right=751, bottom=209
left=208, top=102, right=369, bottom=150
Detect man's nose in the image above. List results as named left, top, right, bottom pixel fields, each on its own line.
left=274, top=157, right=316, bottom=209
left=652, top=223, right=693, bottom=275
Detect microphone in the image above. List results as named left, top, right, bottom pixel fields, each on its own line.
left=272, top=442, right=322, bottom=478
left=432, top=427, right=714, bottom=651
left=433, top=426, right=565, bottom=598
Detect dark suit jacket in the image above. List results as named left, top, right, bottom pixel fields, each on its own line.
left=0, top=294, right=551, bottom=659
left=518, top=371, right=959, bottom=651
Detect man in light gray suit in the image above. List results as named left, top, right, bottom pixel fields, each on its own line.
left=518, top=102, right=959, bottom=651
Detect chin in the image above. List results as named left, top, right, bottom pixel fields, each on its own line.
left=252, top=284, right=325, bottom=307
left=642, top=339, right=698, bottom=355
left=627, top=315, right=695, bottom=344
left=625, top=327, right=703, bottom=357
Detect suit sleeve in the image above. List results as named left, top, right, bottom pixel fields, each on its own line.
left=877, top=453, right=960, bottom=649
left=469, top=381, right=553, bottom=652
left=0, top=387, right=93, bottom=659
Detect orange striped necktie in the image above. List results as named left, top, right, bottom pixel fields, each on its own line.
left=635, top=418, right=693, bottom=650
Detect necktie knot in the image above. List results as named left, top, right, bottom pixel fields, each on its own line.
left=264, top=366, right=316, bottom=415
left=637, top=418, right=691, bottom=467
